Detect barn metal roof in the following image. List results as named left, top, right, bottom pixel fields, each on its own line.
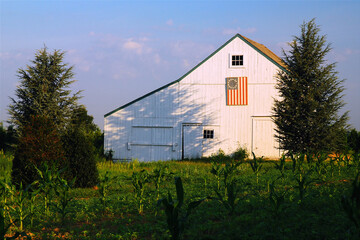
left=104, top=34, right=287, bottom=117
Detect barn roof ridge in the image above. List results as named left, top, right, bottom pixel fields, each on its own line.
left=104, top=34, right=286, bottom=117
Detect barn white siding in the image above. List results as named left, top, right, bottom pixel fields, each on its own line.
left=104, top=34, right=285, bottom=161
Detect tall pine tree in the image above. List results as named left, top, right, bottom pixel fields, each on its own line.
left=9, top=47, right=80, bottom=132
left=9, top=48, right=99, bottom=187
left=273, top=19, right=348, bottom=153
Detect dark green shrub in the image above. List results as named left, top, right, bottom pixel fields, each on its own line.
left=62, top=126, right=99, bottom=188
left=11, top=115, right=65, bottom=187
left=0, top=123, right=17, bottom=154
left=0, top=150, right=13, bottom=182
left=347, top=129, right=360, bottom=153
left=231, top=146, right=248, bottom=161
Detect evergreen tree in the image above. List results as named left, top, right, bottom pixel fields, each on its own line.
left=347, top=129, right=360, bottom=153
left=62, top=106, right=99, bottom=187
left=9, top=47, right=80, bottom=133
left=11, top=115, right=65, bottom=186
left=273, top=19, right=348, bottom=153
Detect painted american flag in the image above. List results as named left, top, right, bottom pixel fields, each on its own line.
left=226, top=77, right=248, bottom=105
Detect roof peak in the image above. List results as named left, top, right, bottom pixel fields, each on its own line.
left=104, top=34, right=286, bottom=117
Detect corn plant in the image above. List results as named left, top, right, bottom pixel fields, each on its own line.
left=211, top=179, right=241, bottom=216
left=332, top=154, right=344, bottom=176
left=34, top=163, right=64, bottom=217
left=249, top=152, right=263, bottom=184
left=312, top=152, right=328, bottom=181
left=342, top=151, right=352, bottom=168
left=157, top=177, right=206, bottom=240
left=0, top=180, right=14, bottom=240
left=53, top=177, right=75, bottom=224
left=352, top=153, right=360, bottom=171
left=132, top=169, right=150, bottom=214
left=222, top=161, right=241, bottom=199
left=268, top=178, right=287, bottom=217
left=210, top=162, right=223, bottom=191
left=0, top=180, right=13, bottom=224
left=341, top=172, right=360, bottom=235
left=292, top=164, right=314, bottom=202
left=274, top=154, right=286, bottom=176
left=151, top=165, right=172, bottom=201
left=290, top=153, right=306, bottom=173
left=8, top=183, right=33, bottom=232
left=97, top=171, right=117, bottom=211
left=210, top=161, right=240, bottom=198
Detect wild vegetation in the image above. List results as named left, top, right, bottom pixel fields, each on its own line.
left=1, top=150, right=359, bottom=239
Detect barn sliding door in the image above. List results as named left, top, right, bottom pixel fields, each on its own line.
left=130, top=126, right=174, bottom=161
left=251, top=117, right=280, bottom=159
left=182, top=124, right=202, bottom=159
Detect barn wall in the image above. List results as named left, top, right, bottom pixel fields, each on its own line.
left=105, top=36, right=281, bottom=161
left=177, top=37, right=280, bottom=157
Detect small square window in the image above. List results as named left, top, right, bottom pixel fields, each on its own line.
left=203, top=130, right=214, bottom=139
left=231, top=55, right=243, bottom=66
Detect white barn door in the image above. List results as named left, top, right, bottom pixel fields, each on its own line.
left=182, top=124, right=202, bottom=159
left=251, top=117, right=280, bottom=159
left=130, top=126, right=174, bottom=161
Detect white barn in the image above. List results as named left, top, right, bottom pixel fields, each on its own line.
left=104, top=34, right=286, bottom=161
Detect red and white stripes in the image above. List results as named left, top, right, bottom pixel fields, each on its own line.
left=227, top=77, right=248, bottom=105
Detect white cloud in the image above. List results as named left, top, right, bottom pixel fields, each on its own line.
left=123, top=40, right=143, bottom=54
left=182, top=59, right=190, bottom=68
left=245, top=27, right=257, bottom=34
left=153, top=54, right=161, bottom=64
left=345, top=48, right=360, bottom=55
left=166, top=19, right=174, bottom=26
left=222, top=27, right=257, bottom=35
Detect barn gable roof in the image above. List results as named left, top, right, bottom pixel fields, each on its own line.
left=104, top=34, right=286, bottom=117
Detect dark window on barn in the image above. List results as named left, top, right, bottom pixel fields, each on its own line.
left=231, top=55, right=243, bottom=66
left=203, top=130, right=214, bottom=139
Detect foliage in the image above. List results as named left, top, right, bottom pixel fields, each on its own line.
left=290, top=153, right=315, bottom=201
left=231, top=146, right=248, bottom=161
left=0, top=123, right=17, bottom=154
left=97, top=171, right=117, bottom=211
left=53, top=177, right=75, bottom=224
left=69, top=105, right=104, bottom=160
left=268, top=179, right=287, bottom=216
left=132, top=170, right=150, bottom=214
left=273, top=19, right=348, bottom=153
left=62, top=125, right=99, bottom=188
left=0, top=151, right=13, bottom=182
left=1, top=151, right=359, bottom=239
left=8, top=47, right=80, bottom=132
left=11, top=115, right=65, bottom=187
left=212, top=180, right=242, bottom=216
left=151, top=165, right=173, bottom=201
left=209, top=161, right=243, bottom=216
left=249, top=152, right=263, bottom=184
left=104, top=149, right=113, bottom=161
left=347, top=129, right=360, bottom=153
left=158, top=177, right=206, bottom=240
left=274, top=154, right=286, bottom=176
left=34, top=163, right=64, bottom=217
left=342, top=172, right=360, bottom=234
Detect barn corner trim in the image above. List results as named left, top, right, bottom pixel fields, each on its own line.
left=104, top=33, right=287, bottom=118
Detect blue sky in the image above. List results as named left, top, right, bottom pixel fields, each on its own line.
left=1, top=0, right=359, bottom=130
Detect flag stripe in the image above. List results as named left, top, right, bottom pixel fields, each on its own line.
left=226, top=77, right=248, bottom=106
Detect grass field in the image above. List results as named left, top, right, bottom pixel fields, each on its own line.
left=1, top=152, right=359, bottom=239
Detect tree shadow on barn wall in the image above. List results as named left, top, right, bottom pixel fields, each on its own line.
left=104, top=81, right=225, bottom=161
